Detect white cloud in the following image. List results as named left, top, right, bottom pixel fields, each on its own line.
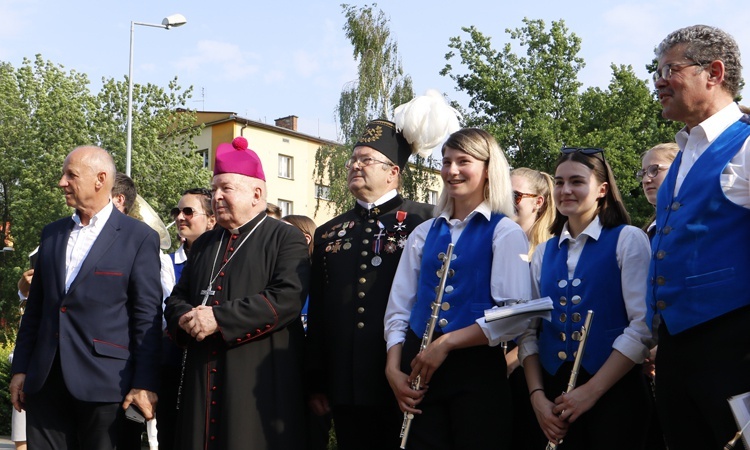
left=175, top=40, right=260, bottom=81
left=293, top=50, right=320, bottom=78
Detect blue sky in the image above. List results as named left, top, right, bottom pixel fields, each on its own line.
left=1, top=0, right=749, bottom=142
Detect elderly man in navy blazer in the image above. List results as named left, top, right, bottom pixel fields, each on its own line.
left=9, top=146, right=163, bottom=450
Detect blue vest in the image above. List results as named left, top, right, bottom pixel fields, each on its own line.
left=410, top=213, right=503, bottom=337
left=539, top=226, right=628, bottom=375
left=169, top=252, right=185, bottom=282
left=647, top=117, right=750, bottom=334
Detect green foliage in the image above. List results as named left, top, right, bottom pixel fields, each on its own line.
left=0, top=343, right=11, bottom=436
left=0, top=55, right=211, bottom=333
left=315, top=4, right=440, bottom=215
left=443, top=18, right=682, bottom=228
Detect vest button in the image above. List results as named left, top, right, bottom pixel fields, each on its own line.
left=559, top=313, right=567, bottom=323
left=656, top=276, right=666, bottom=286
left=656, top=301, right=667, bottom=310
left=365, top=228, right=372, bottom=233
left=359, top=277, right=366, bottom=284
left=368, top=219, right=375, bottom=223
left=438, top=318, right=449, bottom=328
left=357, top=307, right=365, bottom=314
left=571, top=331, right=582, bottom=341
left=663, top=226, right=672, bottom=235
left=360, top=264, right=367, bottom=270
left=571, top=278, right=581, bottom=287
left=445, top=285, right=454, bottom=293
left=362, top=239, right=369, bottom=245
left=437, top=252, right=446, bottom=261
left=559, top=332, right=566, bottom=342
left=572, top=312, right=581, bottom=323
left=656, top=250, right=666, bottom=260
left=558, top=279, right=568, bottom=288
left=571, top=295, right=582, bottom=305
left=558, top=351, right=567, bottom=360
left=361, top=251, right=368, bottom=256
left=358, top=292, right=365, bottom=298
left=559, top=296, right=567, bottom=306
left=671, top=201, right=681, bottom=211
left=441, top=302, right=451, bottom=311
left=357, top=322, right=364, bottom=329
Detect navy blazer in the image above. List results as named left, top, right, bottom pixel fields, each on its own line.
left=11, top=209, right=163, bottom=403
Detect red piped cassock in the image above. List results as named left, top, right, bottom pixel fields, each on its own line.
left=165, top=212, right=310, bottom=450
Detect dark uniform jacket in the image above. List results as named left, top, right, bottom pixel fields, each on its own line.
left=306, top=194, right=433, bottom=406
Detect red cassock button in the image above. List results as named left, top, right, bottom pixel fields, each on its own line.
left=60, top=306, right=67, bottom=313
left=216, top=286, right=223, bottom=291
left=213, top=301, right=219, bottom=306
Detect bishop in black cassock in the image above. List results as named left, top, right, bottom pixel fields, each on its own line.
left=165, top=137, right=310, bottom=450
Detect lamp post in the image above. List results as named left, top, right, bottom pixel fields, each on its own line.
left=126, top=13, right=187, bottom=176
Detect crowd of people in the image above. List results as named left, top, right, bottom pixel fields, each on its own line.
left=6, top=24, right=750, bottom=450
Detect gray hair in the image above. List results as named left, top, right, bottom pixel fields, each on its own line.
left=656, top=25, right=743, bottom=98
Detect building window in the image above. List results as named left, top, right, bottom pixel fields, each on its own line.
left=315, top=184, right=331, bottom=200
left=427, top=189, right=438, bottom=205
left=278, top=199, right=293, bottom=216
left=196, top=149, right=209, bottom=169
left=278, top=154, right=293, bottom=179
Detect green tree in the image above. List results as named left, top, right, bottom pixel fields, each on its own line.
left=0, top=55, right=210, bottom=338
left=314, top=3, right=437, bottom=216
left=442, top=18, right=584, bottom=172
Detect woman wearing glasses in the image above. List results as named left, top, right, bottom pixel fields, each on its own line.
left=508, top=167, right=556, bottom=450
left=170, top=188, right=217, bottom=281
left=160, top=187, right=216, bottom=450
left=517, top=148, right=654, bottom=449
left=384, top=128, right=532, bottom=449
left=639, top=143, right=679, bottom=238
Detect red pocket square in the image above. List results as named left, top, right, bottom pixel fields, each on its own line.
left=94, top=271, right=123, bottom=276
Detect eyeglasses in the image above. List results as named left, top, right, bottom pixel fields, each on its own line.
left=651, top=61, right=706, bottom=84
left=513, top=190, right=537, bottom=205
left=344, top=156, right=394, bottom=170
left=561, top=147, right=605, bottom=156
left=636, top=164, right=668, bottom=180
left=170, top=207, right=207, bottom=220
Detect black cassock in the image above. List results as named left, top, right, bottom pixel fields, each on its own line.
left=165, top=212, right=310, bottom=450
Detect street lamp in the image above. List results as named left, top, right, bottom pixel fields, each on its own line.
left=126, top=13, right=187, bottom=176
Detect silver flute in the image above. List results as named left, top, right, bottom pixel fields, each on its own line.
left=546, top=309, right=594, bottom=450
left=399, top=243, right=455, bottom=449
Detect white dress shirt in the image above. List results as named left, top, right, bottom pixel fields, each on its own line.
left=355, top=189, right=398, bottom=211
left=517, top=217, right=654, bottom=366
left=384, top=201, right=532, bottom=350
left=65, top=202, right=114, bottom=292
left=673, top=102, right=750, bottom=207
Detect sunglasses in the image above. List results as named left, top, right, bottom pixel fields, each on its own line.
left=636, top=164, right=668, bottom=180
left=561, top=147, right=605, bottom=157
left=513, top=190, right=537, bottom=205
left=170, top=207, right=207, bottom=220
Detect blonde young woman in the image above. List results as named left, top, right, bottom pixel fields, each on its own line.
left=384, top=128, right=531, bottom=449
left=508, top=167, right=556, bottom=450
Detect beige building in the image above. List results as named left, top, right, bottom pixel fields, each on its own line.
left=191, top=111, right=441, bottom=226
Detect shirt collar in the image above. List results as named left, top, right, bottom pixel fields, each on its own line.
left=355, top=189, right=398, bottom=211
left=173, top=242, right=188, bottom=264
left=675, top=102, right=743, bottom=149
left=72, top=201, right=114, bottom=229
left=558, top=215, right=602, bottom=247
left=438, top=201, right=492, bottom=224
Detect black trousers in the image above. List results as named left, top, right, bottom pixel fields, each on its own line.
left=331, top=403, right=402, bottom=450
left=542, top=362, right=651, bottom=450
left=25, top=354, right=126, bottom=450
left=399, top=330, right=512, bottom=450
left=656, top=305, right=750, bottom=450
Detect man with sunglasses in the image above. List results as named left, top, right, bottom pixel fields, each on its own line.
left=648, top=25, right=750, bottom=449
left=305, top=119, right=435, bottom=449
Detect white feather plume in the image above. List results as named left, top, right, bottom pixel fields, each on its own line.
left=393, top=89, right=462, bottom=158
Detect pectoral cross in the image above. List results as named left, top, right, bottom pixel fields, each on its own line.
left=200, top=286, right=216, bottom=306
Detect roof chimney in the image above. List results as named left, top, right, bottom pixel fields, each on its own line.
left=274, top=115, right=298, bottom=131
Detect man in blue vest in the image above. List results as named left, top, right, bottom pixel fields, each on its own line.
left=648, top=25, right=750, bottom=449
